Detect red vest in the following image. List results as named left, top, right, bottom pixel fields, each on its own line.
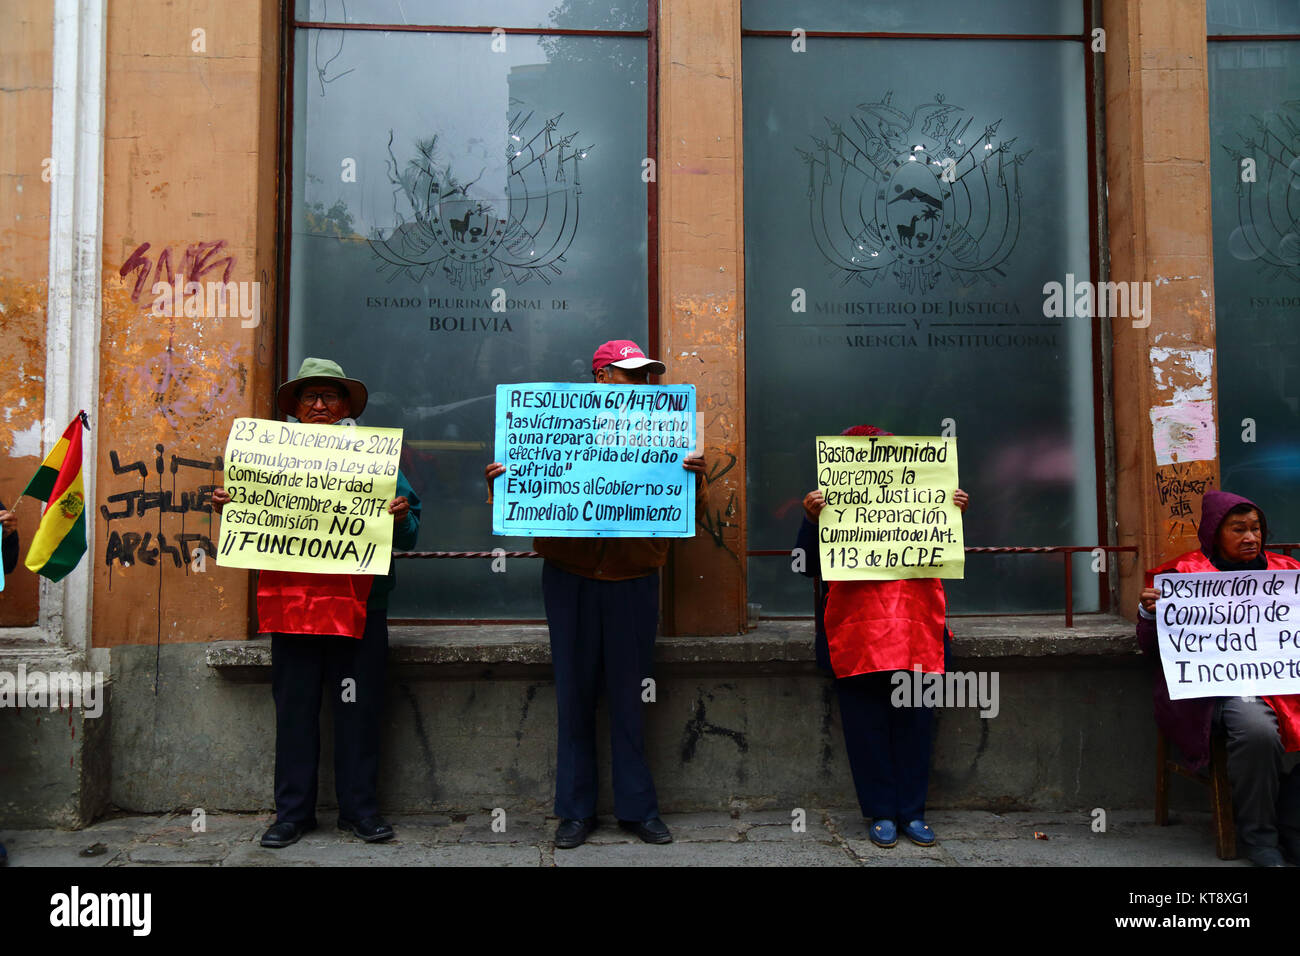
left=256, top=570, right=373, bottom=639
left=1149, top=550, right=1300, bottom=753
left=823, top=577, right=947, bottom=678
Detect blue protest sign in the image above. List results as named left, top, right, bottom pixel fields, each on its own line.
left=493, top=382, right=697, bottom=537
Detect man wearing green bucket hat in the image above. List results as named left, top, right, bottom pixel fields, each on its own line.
left=212, top=357, right=421, bottom=848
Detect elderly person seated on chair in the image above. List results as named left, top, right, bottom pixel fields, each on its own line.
left=1137, top=490, right=1300, bottom=867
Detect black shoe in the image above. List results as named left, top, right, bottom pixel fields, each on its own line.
left=260, top=819, right=316, bottom=848
left=554, top=816, right=598, bottom=849
left=337, top=815, right=395, bottom=843
left=1244, top=844, right=1287, bottom=867
left=619, top=817, right=673, bottom=844
left=1281, top=838, right=1300, bottom=866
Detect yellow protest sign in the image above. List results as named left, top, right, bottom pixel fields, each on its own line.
left=216, top=417, right=402, bottom=574
left=815, top=435, right=964, bottom=581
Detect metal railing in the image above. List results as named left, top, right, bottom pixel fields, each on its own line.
left=747, top=545, right=1138, bottom=627
left=395, top=544, right=1142, bottom=627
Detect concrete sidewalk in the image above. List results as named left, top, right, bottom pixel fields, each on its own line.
left=0, top=808, right=1258, bottom=867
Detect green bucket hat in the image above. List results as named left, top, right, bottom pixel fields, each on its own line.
left=277, top=357, right=368, bottom=418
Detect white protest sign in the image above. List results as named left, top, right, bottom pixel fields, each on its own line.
left=1155, top=569, right=1300, bottom=700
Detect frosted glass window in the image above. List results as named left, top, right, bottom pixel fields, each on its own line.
left=1210, top=38, right=1300, bottom=540
left=742, top=0, right=1082, bottom=35
left=289, top=29, right=649, bottom=618
left=296, top=0, right=647, bottom=30
left=743, top=35, right=1098, bottom=615
left=1208, top=0, right=1300, bottom=34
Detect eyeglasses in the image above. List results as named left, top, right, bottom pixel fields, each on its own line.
left=299, top=390, right=344, bottom=408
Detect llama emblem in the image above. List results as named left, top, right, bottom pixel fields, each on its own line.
left=369, top=111, right=593, bottom=291
left=1220, top=101, right=1300, bottom=281
left=799, top=92, right=1030, bottom=294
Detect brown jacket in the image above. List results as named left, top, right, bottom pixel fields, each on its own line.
left=534, top=472, right=708, bottom=580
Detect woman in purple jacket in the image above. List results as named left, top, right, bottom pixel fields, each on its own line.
left=1136, top=490, right=1300, bottom=866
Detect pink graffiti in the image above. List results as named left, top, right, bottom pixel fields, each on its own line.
left=119, top=240, right=236, bottom=306
left=133, top=339, right=248, bottom=432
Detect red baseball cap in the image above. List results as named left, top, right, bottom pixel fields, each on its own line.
left=591, top=340, right=666, bottom=375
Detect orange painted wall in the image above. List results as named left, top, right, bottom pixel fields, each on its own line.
left=659, top=0, right=748, bottom=634
left=93, top=0, right=279, bottom=645
left=1105, top=0, right=1219, bottom=618
left=3, top=0, right=1226, bottom=641
left=0, top=1, right=53, bottom=627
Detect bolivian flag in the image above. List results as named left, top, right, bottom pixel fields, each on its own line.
left=21, top=413, right=88, bottom=580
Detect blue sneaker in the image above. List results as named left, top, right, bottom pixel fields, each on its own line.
left=902, top=819, right=936, bottom=846
left=869, top=819, right=897, bottom=848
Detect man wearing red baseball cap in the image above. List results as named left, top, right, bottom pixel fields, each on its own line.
left=486, top=340, right=704, bottom=849
left=589, top=339, right=666, bottom=379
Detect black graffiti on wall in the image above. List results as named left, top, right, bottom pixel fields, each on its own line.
left=101, top=444, right=223, bottom=579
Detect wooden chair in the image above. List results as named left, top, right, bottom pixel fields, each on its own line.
left=1155, top=728, right=1236, bottom=860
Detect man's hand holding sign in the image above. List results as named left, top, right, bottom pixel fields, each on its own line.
left=211, top=378, right=412, bottom=569
left=486, top=381, right=697, bottom=537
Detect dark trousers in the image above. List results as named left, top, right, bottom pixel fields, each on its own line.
left=1217, top=696, right=1300, bottom=853
left=270, top=610, right=388, bottom=825
left=542, top=562, right=659, bottom=822
left=836, top=670, right=935, bottom=821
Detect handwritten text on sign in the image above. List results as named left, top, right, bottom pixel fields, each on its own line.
left=1155, top=569, right=1300, bottom=699
left=816, top=435, right=964, bottom=581
left=217, top=418, right=402, bottom=574
left=493, top=383, right=696, bottom=537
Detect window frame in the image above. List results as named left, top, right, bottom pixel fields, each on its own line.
left=276, top=2, right=660, bottom=624
left=1206, top=5, right=1300, bottom=551
left=738, top=0, right=1113, bottom=617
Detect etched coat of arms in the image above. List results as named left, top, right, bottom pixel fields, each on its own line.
left=369, top=112, right=592, bottom=291
left=799, top=92, right=1030, bottom=293
left=1221, top=101, right=1300, bottom=280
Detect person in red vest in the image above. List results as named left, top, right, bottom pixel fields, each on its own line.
left=1138, top=489, right=1300, bottom=866
left=797, top=424, right=969, bottom=849
left=212, top=358, right=421, bottom=849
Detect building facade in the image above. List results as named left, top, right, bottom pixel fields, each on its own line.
left=2, top=0, right=1297, bottom=826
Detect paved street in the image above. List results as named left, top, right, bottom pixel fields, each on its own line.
left=0, top=808, right=1257, bottom=867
